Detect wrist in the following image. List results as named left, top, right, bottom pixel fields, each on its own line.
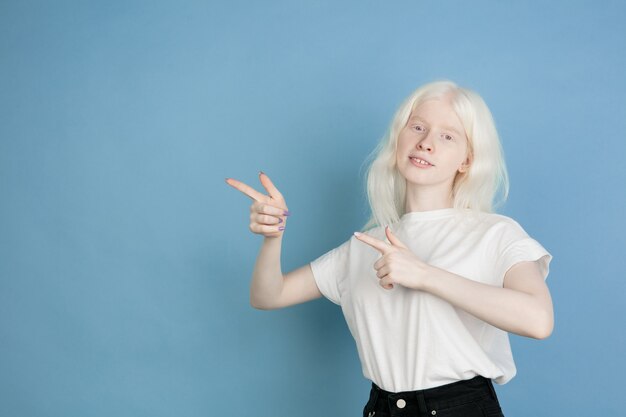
left=263, top=235, right=283, bottom=243
left=421, top=265, right=445, bottom=293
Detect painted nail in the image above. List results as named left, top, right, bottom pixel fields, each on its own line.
left=259, top=171, right=265, bottom=176
left=283, top=210, right=290, bottom=216
left=278, top=218, right=283, bottom=223
left=278, top=226, right=285, bottom=231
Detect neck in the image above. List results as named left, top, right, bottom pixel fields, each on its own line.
left=404, top=184, right=454, bottom=212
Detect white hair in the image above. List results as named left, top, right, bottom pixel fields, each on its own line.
left=359, top=79, right=509, bottom=231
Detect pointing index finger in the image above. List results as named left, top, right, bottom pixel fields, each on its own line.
left=353, top=231, right=391, bottom=254
left=225, top=177, right=267, bottom=202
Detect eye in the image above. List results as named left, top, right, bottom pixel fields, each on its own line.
left=413, top=125, right=426, bottom=132
left=443, top=134, right=454, bottom=141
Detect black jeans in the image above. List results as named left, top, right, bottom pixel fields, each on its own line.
left=362, top=376, right=505, bottom=417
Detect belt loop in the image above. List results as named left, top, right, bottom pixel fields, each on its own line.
left=416, top=390, right=428, bottom=415
left=371, top=383, right=379, bottom=408
left=485, top=378, right=497, bottom=401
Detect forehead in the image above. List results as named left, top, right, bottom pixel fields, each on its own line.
left=408, top=98, right=465, bottom=135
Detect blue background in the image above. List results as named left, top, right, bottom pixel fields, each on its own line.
left=1, top=1, right=625, bottom=416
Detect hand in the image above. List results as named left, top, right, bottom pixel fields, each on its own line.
left=225, top=171, right=290, bottom=239
left=353, top=226, right=433, bottom=290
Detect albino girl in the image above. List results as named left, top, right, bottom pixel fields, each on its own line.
left=226, top=80, right=553, bottom=417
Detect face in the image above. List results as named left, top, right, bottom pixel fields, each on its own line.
left=396, top=97, right=471, bottom=193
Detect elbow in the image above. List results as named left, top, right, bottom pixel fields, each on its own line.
left=530, top=323, right=553, bottom=340
left=529, top=311, right=554, bottom=340
left=250, top=299, right=266, bottom=310
left=250, top=297, right=275, bottom=311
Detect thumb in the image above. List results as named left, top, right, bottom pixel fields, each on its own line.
left=385, top=225, right=408, bottom=249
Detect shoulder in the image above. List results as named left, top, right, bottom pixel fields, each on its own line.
left=487, top=212, right=528, bottom=234
left=475, top=213, right=539, bottom=254
left=453, top=210, right=531, bottom=245
left=466, top=210, right=526, bottom=230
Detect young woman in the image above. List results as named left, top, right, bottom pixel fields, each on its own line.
left=225, top=80, right=553, bottom=417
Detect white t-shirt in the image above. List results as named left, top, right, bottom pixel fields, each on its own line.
left=309, top=207, right=552, bottom=393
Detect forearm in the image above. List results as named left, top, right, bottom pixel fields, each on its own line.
left=250, top=236, right=284, bottom=309
left=423, top=267, right=553, bottom=339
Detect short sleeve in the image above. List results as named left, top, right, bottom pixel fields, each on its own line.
left=309, top=237, right=351, bottom=306
left=492, top=219, right=553, bottom=284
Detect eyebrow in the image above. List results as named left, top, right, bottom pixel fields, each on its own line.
left=408, top=116, right=465, bottom=136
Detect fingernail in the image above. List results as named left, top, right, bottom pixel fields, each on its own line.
left=259, top=171, right=265, bottom=176
left=354, top=232, right=362, bottom=237
left=278, top=226, right=285, bottom=231
left=283, top=210, right=290, bottom=216
left=278, top=218, right=283, bottom=223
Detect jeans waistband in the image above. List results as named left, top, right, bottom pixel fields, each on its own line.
left=368, top=376, right=497, bottom=414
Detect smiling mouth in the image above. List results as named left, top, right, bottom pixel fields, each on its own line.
left=410, top=157, right=434, bottom=166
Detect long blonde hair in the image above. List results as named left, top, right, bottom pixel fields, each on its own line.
left=359, top=80, right=509, bottom=232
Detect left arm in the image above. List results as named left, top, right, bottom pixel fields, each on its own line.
left=354, top=227, right=554, bottom=340
left=423, top=260, right=554, bottom=339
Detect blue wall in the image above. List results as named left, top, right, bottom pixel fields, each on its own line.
left=1, top=1, right=625, bottom=416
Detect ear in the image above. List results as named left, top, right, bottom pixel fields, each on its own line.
left=458, top=156, right=471, bottom=173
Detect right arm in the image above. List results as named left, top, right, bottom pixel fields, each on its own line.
left=225, top=172, right=323, bottom=310
left=250, top=236, right=322, bottom=310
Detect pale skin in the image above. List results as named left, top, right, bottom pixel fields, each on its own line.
left=353, top=227, right=554, bottom=340
left=225, top=97, right=554, bottom=340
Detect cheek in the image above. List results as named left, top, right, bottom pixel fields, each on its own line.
left=459, top=146, right=470, bottom=165
left=395, top=152, right=403, bottom=168
left=396, top=142, right=409, bottom=165
left=396, top=135, right=410, bottom=155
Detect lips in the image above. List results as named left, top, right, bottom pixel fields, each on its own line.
left=409, top=156, right=434, bottom=166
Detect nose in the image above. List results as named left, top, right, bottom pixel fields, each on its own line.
left=416, top=133, right=434, bottom=152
